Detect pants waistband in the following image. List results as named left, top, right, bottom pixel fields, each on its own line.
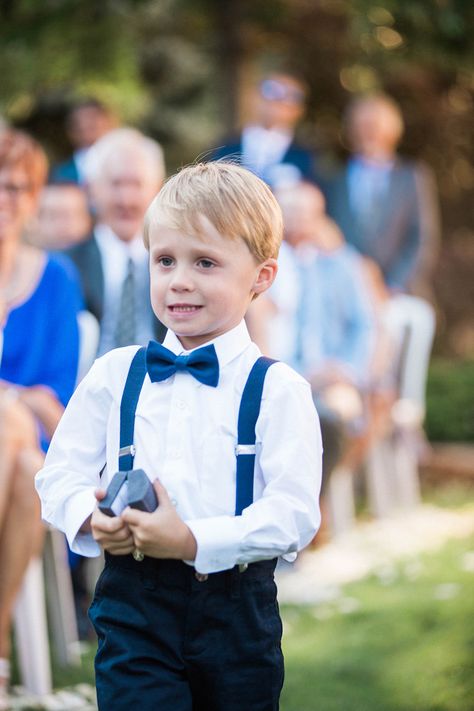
left=103, top=553, right=277, bottom=591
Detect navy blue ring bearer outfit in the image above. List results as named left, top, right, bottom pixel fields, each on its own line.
left=89, top=345, right=285, bottom=710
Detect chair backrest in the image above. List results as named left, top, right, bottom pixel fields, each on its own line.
left=382, top=295, right=436, bottom=411
left=77, top=310, right=100, bottom=385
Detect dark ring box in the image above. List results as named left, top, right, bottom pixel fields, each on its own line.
left=99, top=468, right=158, bottom=517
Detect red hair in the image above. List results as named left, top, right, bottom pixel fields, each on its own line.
left=0, top=129, right=48, bottom=194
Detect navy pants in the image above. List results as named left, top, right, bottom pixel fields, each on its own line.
left=89, top=554, right=284, bottom=710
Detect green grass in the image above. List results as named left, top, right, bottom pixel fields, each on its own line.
left=280, top=534, right=474, bottom=711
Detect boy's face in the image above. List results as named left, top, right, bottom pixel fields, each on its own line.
left=148, top=216, right=277, bottom=350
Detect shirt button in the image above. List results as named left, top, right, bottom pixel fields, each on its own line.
left=176, top=400, right=186, bottom=410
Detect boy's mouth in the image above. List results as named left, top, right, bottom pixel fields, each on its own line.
left=168, top=304, right=203, bottom=313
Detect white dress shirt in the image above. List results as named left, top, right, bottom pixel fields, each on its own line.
left=72, top=148, right=89, bottom=184
left=94, top=224, right=155, bottom=355
left=36, top=321, right=322, bottom=574
left=241, top=125, right=293, bottom=178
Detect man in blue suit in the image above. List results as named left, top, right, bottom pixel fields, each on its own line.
left=210, top=72, right=319, bottom=188
left=324, top=94, right=440, bottom=298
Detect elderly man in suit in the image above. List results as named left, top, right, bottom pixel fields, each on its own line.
left=324, top=94, right=440, bottom=298
left=65, top=127, right=167, bottom=355
left=211, top=72, right=318, bottom=188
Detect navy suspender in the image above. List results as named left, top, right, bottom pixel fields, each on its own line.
left=118, top=351, right=277, bottom=513
left=118, top=347, right=147, bottom=471
left=234, top=357, right=276, bottom=515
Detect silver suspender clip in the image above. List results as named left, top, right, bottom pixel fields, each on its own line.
left=235, top=444, right=256, bottom=456
left=118, top=444, right=136, bottom=459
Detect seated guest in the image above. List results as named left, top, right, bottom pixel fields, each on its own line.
left=29, top=182, right=92, bottom=250
left=66, top=127, right=167, bottom=356
left=324, top=93, right=440, bottom=299
left=50, top=98, right=116, bottom=186
left=0, top=130, right=83, bottom=706
left=248, top=181, right=376, bottom=489
left=210, top=72, right=319, bottom=187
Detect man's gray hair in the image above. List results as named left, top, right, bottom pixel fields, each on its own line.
left=84, top=127, right=165, bottom=185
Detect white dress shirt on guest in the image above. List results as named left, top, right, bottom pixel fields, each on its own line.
left=36, top=321, right=322, bottom=574
left=94, top=223, right=155, bottom=356
left=241, top=125, right=293, bottom=179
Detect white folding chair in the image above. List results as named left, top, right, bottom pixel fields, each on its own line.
left=76, top=310, right=100, bottom=384
left=326, top=466, right=357, bottom=536
left=365, top=295, right=436, bottom=517
left=14, top=310, right=100, bottom=694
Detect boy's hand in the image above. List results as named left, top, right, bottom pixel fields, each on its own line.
left=121, top=479, right=197, bottom=561
left=91, top=488, right=135, bottom=555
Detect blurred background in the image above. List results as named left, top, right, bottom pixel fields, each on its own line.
left=1, top=0, right=473, bottom=437
left=1, top=1, right=473, bottom=710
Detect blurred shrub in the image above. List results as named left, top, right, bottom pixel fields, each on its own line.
left=425, top=359, right=474, bottom=442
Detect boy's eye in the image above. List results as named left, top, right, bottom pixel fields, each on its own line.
left=158, top=256, right=174, bottom=267
left=198, top=259, right=215, bottom=269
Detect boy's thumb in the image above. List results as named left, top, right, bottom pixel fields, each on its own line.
left=94, top=488, right=107, bottom=502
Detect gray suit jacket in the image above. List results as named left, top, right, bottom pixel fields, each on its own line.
left=324, top=159, right=440, bottom=293
left=65, top=233, right=166, bottom=344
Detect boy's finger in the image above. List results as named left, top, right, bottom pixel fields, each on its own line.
left=153, top=478, right=171, bottom=507
left=121, top=507, right=146, bottom=526
left=93, top=511, right=125, bottom=532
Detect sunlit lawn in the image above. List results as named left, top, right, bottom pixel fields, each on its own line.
left=280, top=533, right=474, bottom=711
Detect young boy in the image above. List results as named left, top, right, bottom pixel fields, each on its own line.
left=36, top=162, right=322, bottom=710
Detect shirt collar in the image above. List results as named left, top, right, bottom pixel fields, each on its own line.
left=350, top=155, right=395, bottom=172
left=95, top=223, right=147, bottom=261
left=243, top=124, right=293, bottom=141
left=162, top=320, right=252, bottom=369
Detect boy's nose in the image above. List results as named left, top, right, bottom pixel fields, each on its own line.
left=170, top=266, right=194, bottom=291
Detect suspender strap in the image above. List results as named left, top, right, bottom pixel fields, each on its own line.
left=235, top=357, right=277, bottom=516
left=119, top=347, right=147, bottom=471
left=118, top=349, right=275, bottom=511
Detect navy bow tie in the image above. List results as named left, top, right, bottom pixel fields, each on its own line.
left=146, top=341, right=220, bottom=387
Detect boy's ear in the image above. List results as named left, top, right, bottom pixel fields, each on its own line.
left=252, top=258, right=278, bottom=297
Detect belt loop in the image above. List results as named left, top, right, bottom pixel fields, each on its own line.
left=229, top=566, right=241, bottom=600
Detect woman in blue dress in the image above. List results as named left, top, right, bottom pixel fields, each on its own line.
left=0, top=129, right=83, bottom=707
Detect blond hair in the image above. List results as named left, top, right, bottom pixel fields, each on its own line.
left=144, top=162, right=283, bottom=262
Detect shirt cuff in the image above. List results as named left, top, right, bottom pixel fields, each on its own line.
left=63, top=489, right=102, bottom=557
left=186, top=516, right=241, bottom=574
